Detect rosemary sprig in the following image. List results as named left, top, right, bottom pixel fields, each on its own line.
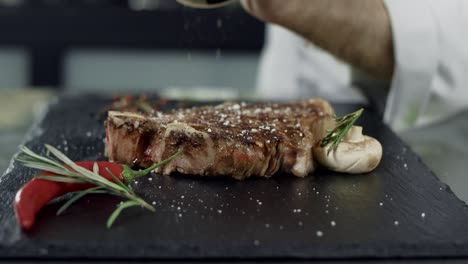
left=56, top=186, right=107, bottom=216
left=320, top=108, right=364, bottom=155
left=16, top=144, right=182, bottom=228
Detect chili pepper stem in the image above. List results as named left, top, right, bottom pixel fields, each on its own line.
left=120, top=148, right=184, bottom=184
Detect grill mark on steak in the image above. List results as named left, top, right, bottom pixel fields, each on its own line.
left=105, top=99, right=336, bottom=180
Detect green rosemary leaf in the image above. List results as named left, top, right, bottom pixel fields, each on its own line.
left=43, top=144, right=75, bottom=164
left=45, top=145, right=127, bottom=192
left=74, top=165, right=126, bottom=192
left=35, top=175, right=85, bottom=184
left=106, top=200, right=141, bottom=229
left=321, top=108, right=364, bottom=155
left=16, top=161, right=76, bottom=177
left=15, top=154, right=73, bottom=174
left=57, top=186, right=105, bottom=215
left=127, top=184, right=135, bottom=195
left=20, top=146, right=68, bottom=169
left=93, top=162, right=99, bottom=175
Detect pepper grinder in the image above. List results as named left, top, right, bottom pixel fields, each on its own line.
left=176, top=0, right=236, bottom=9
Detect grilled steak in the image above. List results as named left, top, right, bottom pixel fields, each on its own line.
left=105, top=99, right=336, bottom=180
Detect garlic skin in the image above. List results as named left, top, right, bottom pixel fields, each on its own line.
left=314, top=126, right=383, bottom=174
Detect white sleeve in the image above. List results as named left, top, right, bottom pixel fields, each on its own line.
left=256, top=25, right=357, bottom=101
left=256, top=25, right=303, bottom=100
left=383, top=0, right=468, bottom=131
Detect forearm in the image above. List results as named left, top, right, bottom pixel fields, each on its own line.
left=242, top=0, right=395, bottom=80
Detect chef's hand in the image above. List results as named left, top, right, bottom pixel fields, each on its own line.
left=240, top=0, right=395, bottom=80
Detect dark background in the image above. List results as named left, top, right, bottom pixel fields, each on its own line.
left=0, top=0, right=265, bottom=88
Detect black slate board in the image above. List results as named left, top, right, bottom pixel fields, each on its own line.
left=1, top=94, right=468, bottom=261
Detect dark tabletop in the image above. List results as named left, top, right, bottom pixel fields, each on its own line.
left=1, top=95, right=468, bottom=262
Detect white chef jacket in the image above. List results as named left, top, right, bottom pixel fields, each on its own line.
left=256, top=0, right=468, bottom=132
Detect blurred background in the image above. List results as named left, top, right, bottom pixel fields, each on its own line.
left=0, top=0, right=264, bottom=171
left=1, top=0, right=467, bottom=203
left=0, top=0, right=264, bottom=92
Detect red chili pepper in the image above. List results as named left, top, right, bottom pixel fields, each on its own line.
left=14, top=161, right=156, bottom=231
